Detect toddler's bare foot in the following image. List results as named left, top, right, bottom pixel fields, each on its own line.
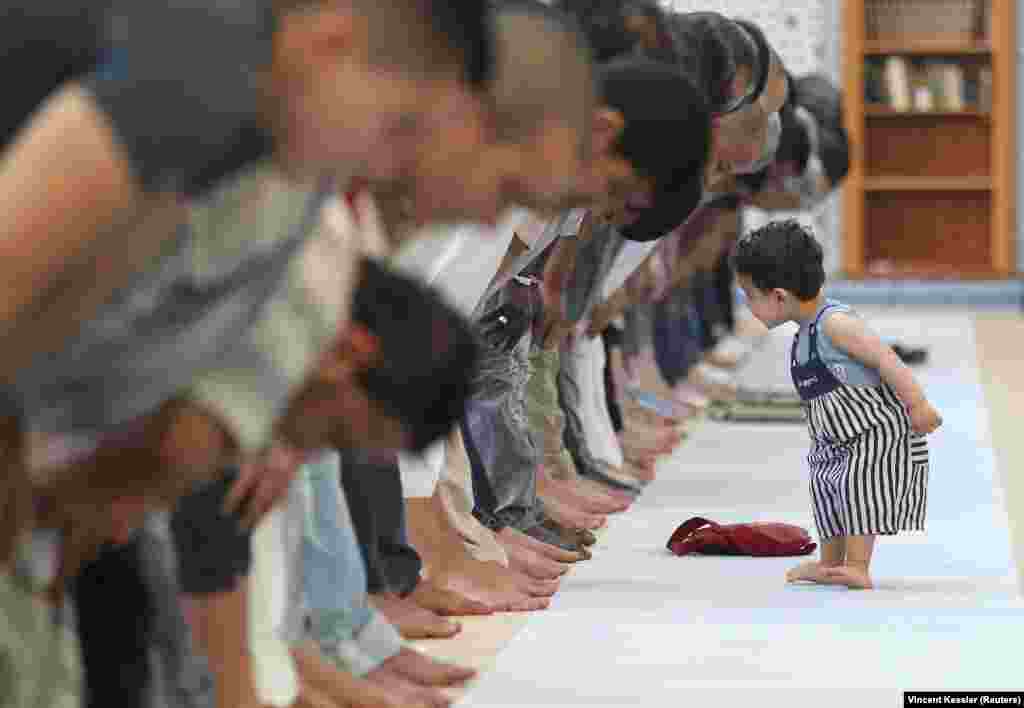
left=785, top=561, right=830, bottom=584
left=820, top=564, right=873, bottom=590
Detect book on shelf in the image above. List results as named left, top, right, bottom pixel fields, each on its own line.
left=864, top=58, right=886, bottom=104
left=922, top=61, right=966, bottom=111
left=913, top=60, right=938, bottom=111
left=883, top=56, right=912, bottom=111
left=912, top=82, right=934, bottom=111
left=938, top=64, right=965, bottom=111
left=869, top=57, right=975, bottom=113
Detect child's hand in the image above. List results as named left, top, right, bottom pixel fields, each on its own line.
left=909, top=400, right=942, bottom=435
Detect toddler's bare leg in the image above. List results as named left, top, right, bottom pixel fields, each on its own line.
left=821, top=535, right=875, bottom=589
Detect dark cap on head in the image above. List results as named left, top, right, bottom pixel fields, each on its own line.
left=352, top=258, right=478, bottom=452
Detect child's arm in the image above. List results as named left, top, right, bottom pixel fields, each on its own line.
left=822, top=313, right=942, bottom=435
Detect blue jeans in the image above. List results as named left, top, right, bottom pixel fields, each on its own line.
left=301, top=451, right=401, bottom=675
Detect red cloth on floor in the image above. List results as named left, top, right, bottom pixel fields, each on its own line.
left=667, top=517, right=817, bottom=557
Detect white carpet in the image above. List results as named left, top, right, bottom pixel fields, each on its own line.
left=459, top=310, right=1024, bottom=707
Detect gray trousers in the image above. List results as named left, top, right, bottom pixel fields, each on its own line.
left=467, top=224, right=627, bottom=517
left=463, top=298, right=539, bottom=522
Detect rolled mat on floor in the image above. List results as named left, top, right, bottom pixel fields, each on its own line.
left=734, top=385, right=802, bottom=406
left=708, top=401, right=806, bottom=424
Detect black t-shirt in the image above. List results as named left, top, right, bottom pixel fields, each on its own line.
left=2, top=0, right=275, bottom=198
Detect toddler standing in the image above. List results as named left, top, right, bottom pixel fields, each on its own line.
left=732, top=220, right=942, bottom=589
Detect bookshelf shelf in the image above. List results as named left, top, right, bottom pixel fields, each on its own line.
left=865, top=105, right=990, bottom=118
left=861, top=265, right=1013, bottom=279
left=864, top=176, right=991, bottom=191
left=863, top=39, right=992, bottom=56
left=843, top=0, right=1015, bottom=279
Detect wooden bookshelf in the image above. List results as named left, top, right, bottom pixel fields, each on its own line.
left=842, top=0, right=1016, bottom=279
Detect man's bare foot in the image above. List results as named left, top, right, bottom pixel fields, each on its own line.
left=559, top=475, right=633, bottom=512
left=576, top=477, right=637, bottom=504
left=370, top=593, right=461, bottom=639
left=363, top=669, right=451, bottom=707
left=482, top=558, right=560, bottom=597
left=621, top=417, right=687, bottom=443
left=408, top=578, right=493, bottom=617
left=521, top=522, right=593, bottom=558
left=621, top=444, right=661, bottom=469
left=542, top=449, right=579, bottom=483
left=820, top=564, right=873, bottom=590
left=583, top=461, right=645, bottom=494
left=621, top=458, right=656, bottom=484
left=371, top=647, right=476, bottom=687
left=499, top=537, right=570, bottom=579
left=621, top=399, right=686, bottom=429
left=539, top=492, right=607, bottom=530
left=496, top=526, right=585, bottom=563
left=619, top=431, right=679, bottom=460
left=539, top=517, right=596, bottom=548
left=292, top=643, right=436, bottom=708
left=537, top=472, right=630, bottom=515
left=622, top=419, right=687, bottom=443
left=690, top=363, right=738, bottom=402
left=671, top=382, right=710, bottom=410
left=430, top=558, right=555, bottom=612
left=707, top=334, right=753, bottom=369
